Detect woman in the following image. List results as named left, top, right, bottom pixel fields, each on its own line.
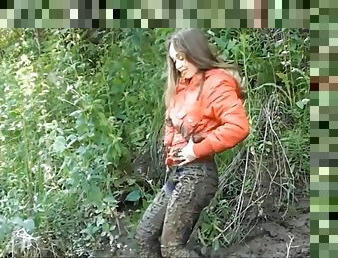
left=135, top=29, right=250, bottom=258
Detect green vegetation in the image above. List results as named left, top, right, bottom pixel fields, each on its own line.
left=0, top=29, right=309, bottom=257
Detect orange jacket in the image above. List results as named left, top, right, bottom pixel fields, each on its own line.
left=164, top=68, right=250, bottom=166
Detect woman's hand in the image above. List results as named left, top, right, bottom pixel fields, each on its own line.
left=173, top=137, right=197, bottom=166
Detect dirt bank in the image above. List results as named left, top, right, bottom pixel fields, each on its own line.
left=101, top=195, right=309, bottom=258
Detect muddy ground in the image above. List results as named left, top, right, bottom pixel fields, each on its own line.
left=208, top=197, right=309, bottom=258
left=92, top=194, right=309, bottom=258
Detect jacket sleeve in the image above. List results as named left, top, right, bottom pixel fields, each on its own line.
left=193, top=78, right=250, bottom=158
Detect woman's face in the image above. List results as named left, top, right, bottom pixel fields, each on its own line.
left=169, top=43, right=199, bottom=79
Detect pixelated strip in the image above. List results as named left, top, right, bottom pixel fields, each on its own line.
left=311, top=77, right=338, bottom=91
left=0, top=0, right=309, bottom=28
left=310, top=0, right=338, bottom=256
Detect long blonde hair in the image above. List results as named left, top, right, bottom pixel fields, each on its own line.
left=164, top=29, right=244, bottom=110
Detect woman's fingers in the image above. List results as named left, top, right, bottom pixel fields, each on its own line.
left=172, top=153, right=187, bottom=164
left=177, top=159, right=190, bottom=166
left=173, top=149, right=182, bottom=156
left=172, top=156, right=184, bottom=163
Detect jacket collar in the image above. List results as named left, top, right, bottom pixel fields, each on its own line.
left=176, top=71, right=205, bottom=93
left=175, top=68, right=233, bottom=94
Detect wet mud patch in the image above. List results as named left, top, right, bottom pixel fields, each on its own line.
left=197, top=196, right=309, bottom=258
left=101, top=195, right=309, bottom=258
left=218, top=212, right=309, bottom=258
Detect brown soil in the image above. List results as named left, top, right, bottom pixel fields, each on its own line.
left=201, top=198, right=309, bottom=258
left=94, top=195, right=309, bottom=258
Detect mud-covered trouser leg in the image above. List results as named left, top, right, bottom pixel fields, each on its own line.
left=135, top=186, right=170, bottom=258
left=161, top=162, right=218, bottom=258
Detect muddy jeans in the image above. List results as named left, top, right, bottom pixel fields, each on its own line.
left=135, top=159, right=218, bottom=258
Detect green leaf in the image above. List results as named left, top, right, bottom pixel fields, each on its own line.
left=295, top=100, right=304, bottom=109
left=226, top=39, right=236, bottom=50
left=103, top=222, right=110, bottom=233
left=125, top=189, right=141, bottom=202
left=214, top=37, right=227, bottom=50
left=213, top=239, right=220, bottom=251
left=22, top=218, right=35, bottom=232
left=296, top=98, right=309, bottom=110
left=87, top=185, right=103, bottom=205
left=103, top=195, right=116, bottom=204
left=53, top=136, right=66, bottom=153
left=12, top=216, right=23, bottom=225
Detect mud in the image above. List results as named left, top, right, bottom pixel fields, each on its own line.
left=202, top=199, right=310, bottom=258
left=135, top=161, right=218, bottom=257
left=98, top=194, right=309, bottom=258
left=225, top=197, right=309, bottom=258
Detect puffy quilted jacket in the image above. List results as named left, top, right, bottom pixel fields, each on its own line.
left=164, top=68, right=250, bottom=166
